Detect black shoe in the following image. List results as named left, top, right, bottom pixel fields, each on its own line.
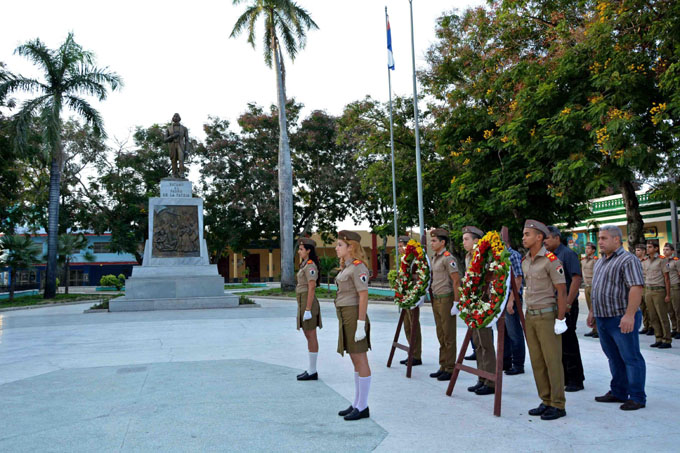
left=592, top=332, right=599, bottom=338
left=638, top=328, right=648, bottom=335
left=338, top=405, right=354, bottom=416
left=541, top=406, right=566, bottom=420
left=437, top=371, right=452, bottom=381
left=672, top=331, right=678, bottom=337
left=468, top=381, right=484, bottom=392
left=464, top=352, right=477, bottom=361
left=528, top=403, right=549, bottom=416
left=595, top=391, right=625, bottom=403
left=620, top=400, right=645, bottom=411
left=400, top=358, right=423, bottom=366
left=674, top=333, right=680, bottom=340
left=475, top=385, right=495, bottom=395
left=429, top=369, right=444, bottom=378
left=297, top=371, right=306, bottom=378
left=344, top=407, right=370, bottom=421
left=646, top=329, right=655, bottom=336
left=565, top=384, right=584, bottom=392
left=657, top=343, right=672, bottom=349
left=650, top=342, right=661, bottom=348
left=505, top=367, right=524, bottom=376
left=584, top=331, right=594, bottom=337
left=297, top=371, right=318, bottom=381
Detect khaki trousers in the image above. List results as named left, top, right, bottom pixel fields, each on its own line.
left=584, top=286, right=597, bottom=333
left=646, top=288, right=672, bottom=343
left=526, top=310, right=565, bottom=410
left=403, top=308, right=422, bottom=360
left=432, top=295, right=457, bottom=372
left=640, top=298, right=650, bottom=330
left=669, top=285, right=680, bottom=333
left=472, top=328, right=496, bottom=388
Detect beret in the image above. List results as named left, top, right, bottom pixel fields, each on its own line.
left=398, top=235, right=411, bottom=243
left=524, top=219, right=549, bottom=237
left=299, top=237, right=316, bottom=247
left=430, top=228, right=450, bottom=238
left=338, top=230, right=361, bottom=242
left=461, top=226, right=484, bottom=237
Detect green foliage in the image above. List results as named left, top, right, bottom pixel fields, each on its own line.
left=318, top=255, right=339, bottom=289
left=387, top=269, right=398, bottom=289
left=238, top=295, right=256, bottom=305
left=0, top=235, right=43, bottom=301
left=100, top=274, right=124, bottom=290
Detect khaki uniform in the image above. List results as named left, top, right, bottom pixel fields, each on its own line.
left=335, top=260, right=371, bottom=355
left=666, top=257, right=680, bottom=333
left=639, top=257, right=651, bottom=330
left=522, top=246, right=567, bottom=410
left=581, top=255, right=598, bottom=333
left=643, top=255, right=671, bottom=343
left=431, top=250, right=459, bottom=373
left=296, top=260, right=322, bottom=331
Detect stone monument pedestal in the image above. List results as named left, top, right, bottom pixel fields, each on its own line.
left=110, top=179, right=238, bottom=312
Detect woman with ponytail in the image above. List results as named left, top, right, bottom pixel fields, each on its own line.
left=296, top=238, right=322, bottom=381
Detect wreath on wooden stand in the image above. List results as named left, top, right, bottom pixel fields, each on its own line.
left=393, top=239, right=431, bottom=309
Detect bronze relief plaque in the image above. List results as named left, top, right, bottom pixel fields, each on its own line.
left=152, top=205, right=200, bottom=257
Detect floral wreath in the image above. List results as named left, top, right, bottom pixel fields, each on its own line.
left=457, top=231, right=511, bottom=328
left=393, top=239, right=431, bottom=309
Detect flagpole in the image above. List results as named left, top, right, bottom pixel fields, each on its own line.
left=385, top=7, right=399, bottom=272
left=409, top=0, right=426, bottom=244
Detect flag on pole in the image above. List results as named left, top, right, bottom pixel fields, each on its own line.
left=387, top=15, right=395, bottom=70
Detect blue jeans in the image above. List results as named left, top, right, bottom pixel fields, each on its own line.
left=504, top=306, right=526, bottom=369
left=596, top=311, right=646, bottom=404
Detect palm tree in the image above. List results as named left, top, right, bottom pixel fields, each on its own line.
left=0, top=33, right=122, bottom=298
left=230, top=0, right=318, bottom=290
left=0, top=235, right=43, bottom=302
left=58, top=233, right=94, bottom=294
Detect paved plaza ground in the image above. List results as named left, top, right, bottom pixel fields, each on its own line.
left=1, top=294, right=679, bottom=452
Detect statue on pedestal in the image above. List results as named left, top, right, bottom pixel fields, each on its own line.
left=164, top=113, right=190, bottom=178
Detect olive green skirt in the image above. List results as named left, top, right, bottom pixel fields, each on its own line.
left=297, top=292, right=322, bottom=331
left=336, top=304, right=371, bottom=356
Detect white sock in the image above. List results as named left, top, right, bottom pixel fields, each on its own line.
left=353, top=372, right=360, bottom=408
left=308, top=352, right=318, bottom=375
left=357, top=376, right=371, bottom=411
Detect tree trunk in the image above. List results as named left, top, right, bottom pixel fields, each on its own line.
left=620, top=179, right=644, bottom=251
left=9, top=269, right=16, bottom=302
left=64, top=258, right=70, bottom=295
left=273, top=38, right=295, bottom=291
left=380, top=236, right=388, bottom=279
left=44, top=154, right=62, bottom=299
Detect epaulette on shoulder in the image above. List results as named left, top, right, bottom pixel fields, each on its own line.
left=352, top=259, right=363, bottom=266
left=594, top=256, right=599, bottom=260
left=443, top=251, right=451, bottom=257
left=660, top=255, right=666, bottom=259
left=674, top=257, right=679, bottom=261
left=545, top=251, right=558, bottom=262
left=642, top=257, right=648, bottom=261
left=307, top=259, right=314, bottom=265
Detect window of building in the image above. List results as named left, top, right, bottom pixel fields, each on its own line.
left=93, top=242, right=110, bottom=254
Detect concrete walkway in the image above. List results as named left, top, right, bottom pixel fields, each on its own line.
left=0, top=298, right=678, bottom=452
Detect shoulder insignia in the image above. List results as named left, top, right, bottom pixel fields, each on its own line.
left=660, top=255, right=666, bottom=259
left=545, top=252, right=558, bottom=262
left=443, top=251, right=451, bottom=256
left=352, top=259, right=363, bottom=266
left=674, top=257, right=679, bottom=261
left=594, top=256, right=599, bottom=260
left=307, top=259, right=314, bottom=265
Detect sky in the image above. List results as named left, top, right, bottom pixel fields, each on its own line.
left=1, top=0, right=483, bottom=230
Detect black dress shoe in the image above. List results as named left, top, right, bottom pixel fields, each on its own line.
left=475, top=385, right=495, bottom=395
left=620, top=400, right=645, bottom=411
left=297, top=371, right=306, bottom=378
left=584, top=331, right=594, bottom=337
left=674, top=333, right=680, bottom=340
left=400, top=358, right=423, bottom=366
left=344, top=407, right=370, bottom=421
left=468, top=381, right=484, bottom=392
left=638, top=328, right=648, bottom=335
left=650, top=342, right=661, bottom=348
left=338, top=405, right=354, bottom=416
left=672, top=331, right=678, bottom=337
left=592, top=332, right=599, bottom=338
left=565, top=384, right=584, bottom=392
left=595, top=391, right=625, bottom=403
left=646, top=329, right=655, bottom=336
left=657, top=343, right=672, bottom=349
left=297, top=371, right=318, bottom=381
left=528, top=403, right=549, bottom=416
left=437, top=371, right=452, bottom=381
left=541, top=406, right=566, bottom=420
left=505, top=367, right=524, bottom=375
left=464, top=352, right=477, bottom=361
left=430, top=369, right=444, bottom=378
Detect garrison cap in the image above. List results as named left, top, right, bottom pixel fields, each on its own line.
left=461, top=226, right=484, bottom=238
left=299, top=237, right=316, bottom=247
left=647, top=239, right=659, bottom=247
left=664, top=242, right=675, bottom=250
left=634, top=243, right=646, bottom=250
left=524, top=219, right=550, bottom=237
left=398, top=235, right=411, bottom=244
left=430, top=228, right=450, bottom=238
left=338, top=230, right=361, bottom=243
left=586, top=242, right=596, bottom=248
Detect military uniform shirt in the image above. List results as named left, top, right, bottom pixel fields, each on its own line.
left=581, top=256, right=598, bottom=286
left=641, top=255, right=669, bottom=286
left=335, top=260, right=369, bottom=307
left=431, top=250, right=458, bottom=295
left=296, top=260, right=319, bottom=294
left=667, top=257, right=680, bottom=286
left=522, top=246, right=566, bottom=308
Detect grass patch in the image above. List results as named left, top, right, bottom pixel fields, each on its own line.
left=0, top=293, right=123, bottom=309
left=224, top=283, right=264, bottom=289
left=239, top=295, right=256, bottom=305
left=90, top=300, right=109, bottom=310
left=239, top=287, right=392, bottom=301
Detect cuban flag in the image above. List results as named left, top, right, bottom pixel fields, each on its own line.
left=387, top=16, right=395, bottom=70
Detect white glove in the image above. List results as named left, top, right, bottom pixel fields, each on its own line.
left=355, top=320, right=367, bottom=342
left=303, top=310, right=312, bottom=321
left=554, top=318, right=568, bottom=335
left=450, top=303, right=460, bottom=316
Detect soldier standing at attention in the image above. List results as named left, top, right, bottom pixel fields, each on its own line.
left=642, top=239, right=672, bottom=348
left=334, top=230, right=373, bottom=421
left=635, top=244, right=652, bottom=336
left=582, top=242, right=599, bottom=338
left=662, top=243, right=680, bottom=340
left=522, top=220, right=568, bottom=420
left=462, top=226, right=496, bottom=396
left=428, top=228, right=461, bottom=382
left=398, top=236, right=422, bottom=366
left=296, top=238, right=322, bottom=381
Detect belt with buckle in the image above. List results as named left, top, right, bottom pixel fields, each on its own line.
left=526, top=305, right=557, bottom=316
left=645, top=286, right=665, bottom=291
left=432, top=293, right=454, bottom=300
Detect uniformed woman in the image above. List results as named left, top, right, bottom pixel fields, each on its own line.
left=334, top=230, right=372, bottom=421
left=296, top=238, right=323, bottom=381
